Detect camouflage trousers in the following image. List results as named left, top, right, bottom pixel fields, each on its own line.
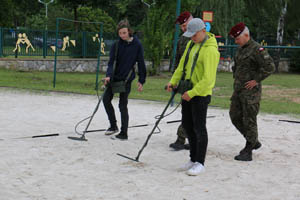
left=176, top=123, right=188, bottom=144
left=229, top=92, right=260, bottom=144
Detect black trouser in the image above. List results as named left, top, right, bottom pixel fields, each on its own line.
left=181, top=95, right=211, bottom=165
left=103, top=82, right=131, bottom=134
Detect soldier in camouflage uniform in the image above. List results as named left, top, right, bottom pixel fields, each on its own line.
left=229, top=23, right=275, bottom=161
left=169, top=11, right=193, bottom=151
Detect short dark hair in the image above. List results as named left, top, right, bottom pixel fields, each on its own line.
left=117, top=19, right=134, bottom=36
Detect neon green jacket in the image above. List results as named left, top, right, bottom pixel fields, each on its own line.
left=170, top=32, right=220, bottom=98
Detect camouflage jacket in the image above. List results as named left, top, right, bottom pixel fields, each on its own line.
left=174, top=35, right=190, bottom=71
left=232, top=39, right=275, bottom=98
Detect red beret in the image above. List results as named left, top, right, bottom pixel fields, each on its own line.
left=229, top=22, right=246, bottom=38
left=175, top=11, right=191, bottom=25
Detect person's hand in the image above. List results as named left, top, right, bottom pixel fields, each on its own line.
left=182, top=92, right=191, bottom=101
left=137, top=82, right=143, bottom=92
left=103, top=77, right=110, bottom=86
left=245, top=80, right=257, bottom=90
left=166, top=83, right=174, bottom=92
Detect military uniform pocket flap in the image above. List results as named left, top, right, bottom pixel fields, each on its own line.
left=246, top=94, right=261, bottom=104
left=240, top=53, right=251, bottom=60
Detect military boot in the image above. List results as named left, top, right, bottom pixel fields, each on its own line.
left=239, top=141, right=262, bottom=154
left=235, top=142, right=253, bottom=161
left=234, top=150, right=252, bottom=161
left=184, top=143, right=190, bottom=150
left=169, top=139, right=185, bottom=151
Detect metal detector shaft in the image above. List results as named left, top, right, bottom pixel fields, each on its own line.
left=133, top=91, right=177, bottom=162
left=32, top=133, right=59, bottom=138
left=87, top=116, right=216, bottom=133
left=68, top=87, right=107, bottom=141
left=13, top=133, right=59, bottom=139
left=85, top=124, right=149, bottom=133
left=166, top=119, right=181, bottom=124
left=166, top=116, right=215, bottom=124
left=85, top=128, right=106, bottom=133
left=83, top=87, right=107, bottom=133
left=279, top=119, right=300, bottom=124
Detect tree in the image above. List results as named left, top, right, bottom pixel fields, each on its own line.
left=12, top=0, right=42, bottom=28
left=142, top=4, right=171, bottom=75
left=118, top=0, right=148, bottom=28
left=89, top=0, right=126, bottom=21
left=87, top=0, right=148, bottom=29
left=285, top=0, right=300, bottom=39
left=0, top=0, right=14, bottom=27
left=58, top=0, right=91, bottom=30
left=192, top=0, right=247, bottom=37
left=25, top=3, right=73, bottom=31
left=273, top=0, right=288, bottom=73
left=243, top=0, right=281, bottom=40
left=77, top=7, right=116, bottom=34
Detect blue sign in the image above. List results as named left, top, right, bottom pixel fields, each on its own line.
left=205, top=22, right=211, bottom=32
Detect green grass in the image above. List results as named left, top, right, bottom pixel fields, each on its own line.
left=0, top=68, right=300, bottom=117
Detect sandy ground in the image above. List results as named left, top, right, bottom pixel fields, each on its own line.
left=0, top=88, right=300, bottom=200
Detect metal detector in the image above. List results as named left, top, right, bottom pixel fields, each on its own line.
left=77, top=116, right=215, bottom=134
left=13, top=133, right=59, bottom=139
left=117, top=89, right=177, bottom=162
left=68, top=87, right=107, bottom=141
left=279, top=119, right=300, bottom=124
left=85, top=124, right=148, bottom=133
left=0, top=133, right=60, bottom=141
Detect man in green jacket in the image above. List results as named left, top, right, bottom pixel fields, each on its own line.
left=167, top=18, right=220, bottom=176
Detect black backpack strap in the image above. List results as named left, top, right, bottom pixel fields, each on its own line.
left=181, top=41, right=194, bottom=80
left=189, top=35, right=208, bottom=79
left=125, top=67, right=134, bottom=83
left=111, top=41, right=119, bottom=82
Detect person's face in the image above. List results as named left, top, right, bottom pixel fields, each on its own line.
left=118, top=28, right=130, bottom=41
left=191, top=29, right=206, bottom=43
left=235, top=33, right=249, bottom=47
left=180, top=21, right=189, bottom=32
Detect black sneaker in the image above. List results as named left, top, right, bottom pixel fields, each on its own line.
left=115, top=132, right=128, bottom=140
left=105, top=126, right=119, bottom=135
left=169, top=141, right=186, bottom=151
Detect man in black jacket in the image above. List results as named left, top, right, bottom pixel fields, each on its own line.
left=103, top=19, right=147, bottom=140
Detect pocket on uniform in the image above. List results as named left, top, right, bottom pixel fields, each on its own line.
left=246, top=94, right=261, bottom=104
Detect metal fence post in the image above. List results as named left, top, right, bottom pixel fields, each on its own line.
left=43, top=30, right=47, bottom=58
left=0, top=27, right=3, bottom=57
left=15, top=48, right=18, bottom=58
left=82, top=31, right=86, bottom=58
left=53, top=18, right=59, bottom=88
